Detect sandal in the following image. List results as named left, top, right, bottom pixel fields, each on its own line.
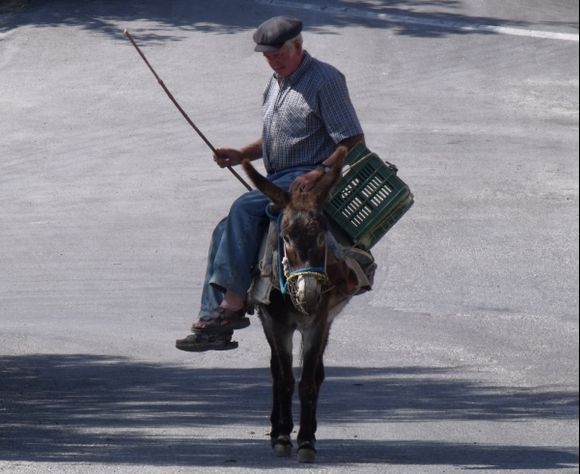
left=175, top=331, right=238, bottom=352
left=191, top=307, right=250, bottom=333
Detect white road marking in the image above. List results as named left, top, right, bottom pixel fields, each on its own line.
left=256, top=0, right=579, bottom=42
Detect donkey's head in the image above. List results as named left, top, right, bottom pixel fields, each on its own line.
left=243, top=146, right=347, bottom=315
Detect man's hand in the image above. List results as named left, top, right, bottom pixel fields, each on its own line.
left=290, top=167, right=325, bottom=193
left=213, top=148, right=243, bottom=168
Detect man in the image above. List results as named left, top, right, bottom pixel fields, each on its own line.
left=176, top=16, right=364, bottom=351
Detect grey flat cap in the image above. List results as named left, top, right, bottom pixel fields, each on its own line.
left=253, top=16, right=303, bottom=52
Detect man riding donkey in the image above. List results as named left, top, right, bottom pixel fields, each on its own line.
left=176, top=16, right=372, bottom=352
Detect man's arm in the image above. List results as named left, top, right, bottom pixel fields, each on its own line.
left=239, top=139, right=264, bottom=161
left=320, top=134, right=365, bottom=168
left=291, top=134, right=365, bottom=192
left=214, top=139, right=263, bottom=168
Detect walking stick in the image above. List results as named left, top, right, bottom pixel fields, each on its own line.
left=123, top=29, right=252, bottom=191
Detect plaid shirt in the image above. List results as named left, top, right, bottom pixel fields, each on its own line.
left=261, top=52, right=363, bottom=175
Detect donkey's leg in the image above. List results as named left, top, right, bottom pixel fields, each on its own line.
left=263, top=317, right=295, bottom=456
left=297, top=323, right=330, bottom=463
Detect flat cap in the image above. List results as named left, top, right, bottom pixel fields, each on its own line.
left=253, top=16, right=303, bottom=52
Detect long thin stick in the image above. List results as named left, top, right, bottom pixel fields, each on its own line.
left=124, top=29, right=252, bottom=191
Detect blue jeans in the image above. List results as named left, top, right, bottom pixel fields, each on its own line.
left=198, top=166, right=315, bottom=317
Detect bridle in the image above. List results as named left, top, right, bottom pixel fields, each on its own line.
left=270, top=208, right=330, bottom=315
left=282, top=241, right=330, bottom=313
left=281, top=243, right=330, bottom=316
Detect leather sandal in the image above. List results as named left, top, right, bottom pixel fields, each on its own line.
left=190, top=307, right=250, bottom=333
left=175, top=330, right=238, bottom=352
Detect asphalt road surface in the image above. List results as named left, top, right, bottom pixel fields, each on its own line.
left=1, top=1, right=578, bottom=472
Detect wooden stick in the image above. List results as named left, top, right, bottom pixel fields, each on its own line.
left=124, top=29, right=252, bottom=191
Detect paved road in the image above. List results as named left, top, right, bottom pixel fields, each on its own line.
left=1, top=1, right=578, bottom=472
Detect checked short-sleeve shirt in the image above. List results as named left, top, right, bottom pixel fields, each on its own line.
left=261, top=52, right=363, bottom=175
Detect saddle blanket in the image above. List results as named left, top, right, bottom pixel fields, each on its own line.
left=249, top=220, right=377, bottom=306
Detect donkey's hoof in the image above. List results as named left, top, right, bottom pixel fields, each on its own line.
left=273, top=435, right=292, bottom=457
left=274, top=443, right=292, bottom=457
left=297, top=446, right=316, bottom=463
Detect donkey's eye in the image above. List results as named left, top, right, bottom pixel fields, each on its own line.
left=282, top=235, right=291, bottom=245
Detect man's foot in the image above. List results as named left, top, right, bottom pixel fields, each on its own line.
left=175, top=330, right=238, bottom=352
left=191, top=307, right=250, bottom=333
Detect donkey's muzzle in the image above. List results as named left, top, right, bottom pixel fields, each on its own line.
left=292, top=273, right=325, bottom=315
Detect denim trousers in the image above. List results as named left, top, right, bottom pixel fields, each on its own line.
left=198, top=166, right=315, bottom=317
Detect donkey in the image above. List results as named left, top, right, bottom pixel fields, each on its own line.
left=241, top=146, right=359, bottom=463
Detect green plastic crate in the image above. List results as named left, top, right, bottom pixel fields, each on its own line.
left=324, top=144, right=414, bottom=250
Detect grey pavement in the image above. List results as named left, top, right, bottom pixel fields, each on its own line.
left=0, top=0, right=578, bottom=472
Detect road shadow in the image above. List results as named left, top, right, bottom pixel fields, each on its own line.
left=0, top=0, right=560, bottom=41
left=0, top=354, right=578, bottom=468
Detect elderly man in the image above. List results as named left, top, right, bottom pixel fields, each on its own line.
left=176, top=16, right=364, bottom=351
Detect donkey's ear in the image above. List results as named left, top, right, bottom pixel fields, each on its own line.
left=242, top=159, right=290, bottom=209
left=314, top=146, right=348, bottom=208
